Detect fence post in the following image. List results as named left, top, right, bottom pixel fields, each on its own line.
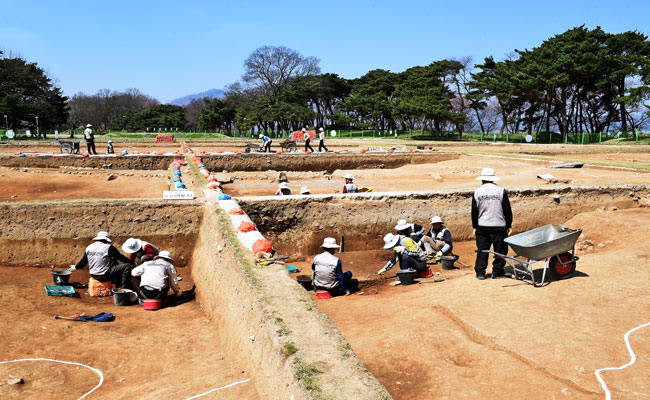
left=635, top=129, right=639, bottom=143
left=599, top=132, right=601, bottom=144
left=617, top=131, right=621, bottom=144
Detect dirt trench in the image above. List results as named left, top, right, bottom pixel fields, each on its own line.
left=202, top=152, right=458, bottom=173
left=0, top=200, right=203, bottom=268
left=239, top=184, right=650, bottom=260
left=0, top=155, right=179, bottom=170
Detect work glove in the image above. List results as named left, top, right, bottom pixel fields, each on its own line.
left=344, top=290, right=351, bottom=296
left=378, top=266, right=388, bottom=275
left=435, top=251, right=443, bottom=259
left=472, top=228, right=476, bottom=237
left=68, top=265, right=76, bottom=272
left=393, top=246, right=404, bottom=254
left=507, top=228, right=512, bottom=236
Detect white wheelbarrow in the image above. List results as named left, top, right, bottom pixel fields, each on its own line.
left=482, top=224, right=582, bottom=287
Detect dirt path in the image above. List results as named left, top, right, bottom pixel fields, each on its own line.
left=0, top=267, right=260, bottom=399
left=314, top=208, right=650, bottom=399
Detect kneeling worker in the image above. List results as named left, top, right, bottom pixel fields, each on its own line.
left=69, top=231, right=134, bottom=289
left=378, top=232, right=431, bottom=277
left=131, top=250, right=181, bottom=300
left=122, top=237, right=160, bottom=264
left=312, top=237, right=352, bottom=296
left=421, top=216, right=453, bottom=258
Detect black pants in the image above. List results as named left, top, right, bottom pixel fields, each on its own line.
left=318, top=139, right=328, bottom=152
left=86, top=140, right=97, bottom=155
left=305, top=139, right=314, bottom=152
left=399, top=253, right=428, bottom=272
left=139, top=284, right=169, bottom=300
left=92, top=263, right=133, bottom=289
left=263, top=141, right=272, bottom=152
left=474, top=227, right=508, bottom=277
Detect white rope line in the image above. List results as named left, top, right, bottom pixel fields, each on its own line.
left=595, top=322, right=650, bottom=400
left=0, top=358, right=103, bottom=400
left=184, top=378, right=251, bottom=399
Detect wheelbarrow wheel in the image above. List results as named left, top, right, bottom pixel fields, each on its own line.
left=548, top=252, right=576, bottom=280
left=285, top=142, right=297, bottom=152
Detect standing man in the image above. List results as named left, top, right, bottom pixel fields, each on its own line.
left=69, top=231, right=134, bottom=288
left=312, top=237, right=352, bottom=296
left=318, top=127, right=329, bottom=152
left=472, top=168, right=513, bottom=280
left=342, top=173, right=358, bottom=193
left=84, top=124, right=97, bottom=155
left=303, top=128, right=314, bottom=153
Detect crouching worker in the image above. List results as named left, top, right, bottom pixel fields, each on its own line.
left=378, top=232, right=431, bottom=277
left=312, top=237, right=352, bottom=296
left=131, top=251, right=182, bottom=300
left=69, top=231, right=134, bottom=289
left=421, top=216, right=453, bottom=258
left=122, top=237, right=160, bottom=264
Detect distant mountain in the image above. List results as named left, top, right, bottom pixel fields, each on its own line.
left=168, top=89, right=225, bottom=106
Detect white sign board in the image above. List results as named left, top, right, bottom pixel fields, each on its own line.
left=25, top=130, right=31, bottom=137
left=163, top=190, right=194, bottom=200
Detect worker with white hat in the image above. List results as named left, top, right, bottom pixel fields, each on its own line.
left=106, top=140, right=115, bottom=154
left=421, top=216, right=453, bottom=258
left=378, top=232, right=430, bottom=276
left=259, top=133, right=272, bottom=152
left=318, top=127, right=329, bottom=152
left=312, top=237, right=352, bottom=296
left=69, top=231, right=134, bottom=288
left=394, top=218, right=425, bottom=243
left=131, top=250, right=182, bottom=300
left=472, top=167, right=513, bottom=280
left=122, top=237, right=160, bottom=264
left=342, top=173, right=358, bottom=193
left=302, top=128, right=314, bottom=153
left=83, top=123, right=98, bottom=155
left=300, top=186, right=311, bottom=195
left=275, top=181, right=292, bottom=196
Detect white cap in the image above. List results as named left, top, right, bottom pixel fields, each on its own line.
left=86, top=124, right=92, bottom=128
left=321, top=237, right=340, bottom=248
left=279, top=182, right=289, bottom=189
left=394, top=219, right=410, bottom=231
left=92, top=231, right=111, bottom=242
left=477, top=167, right=500, bottom=182
left=319, top=127, right=324, bottom=131
left=122, top=238, right=142, bottom=254
left=300, top=186, right=310, bottom=194
left=430, top=216, right=443, bottom=224
left=258, top=134, right=263, bottom=139
left=108, top=140, right=112, bottom=143
left=343, top=173, right=354, bottom=180
left=302, top=128, right=306, bottom=132
left=383, top=233, right=400, bottom=250
left=156, top=250, right=173, bottom=261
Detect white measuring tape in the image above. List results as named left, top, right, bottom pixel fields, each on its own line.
left=0, top=357, right=251, bottom=399
left=595, top=321, right=650, bottom=399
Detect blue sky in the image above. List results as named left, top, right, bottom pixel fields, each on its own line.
left=2, top=0, right=649, bottom=103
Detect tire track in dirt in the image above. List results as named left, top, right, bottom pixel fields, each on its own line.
left=431, top=304, right=600, bottom=397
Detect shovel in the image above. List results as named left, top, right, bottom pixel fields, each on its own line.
left=54, top=315, right=87, bottom=322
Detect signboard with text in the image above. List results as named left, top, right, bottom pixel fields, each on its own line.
left=163, top=190, right=194, bottom=200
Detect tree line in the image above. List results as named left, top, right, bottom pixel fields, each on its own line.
left=2, top=26, right=649, bottom=138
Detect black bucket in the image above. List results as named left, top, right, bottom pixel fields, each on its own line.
left=396, top=269, right=417, bottom=286
left=51, top=269, right=71, bottom=285
left=296, top=275, right=313, bottom=291
left=441, top=255, right=459, bottom=270
left=113, top=289, right=138, bottom=306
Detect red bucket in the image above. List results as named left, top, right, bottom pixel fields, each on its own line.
left=316, top=290, right=332, bottom=300
left=143, top=299, right=162, bottom=310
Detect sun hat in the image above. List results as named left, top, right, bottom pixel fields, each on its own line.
left=156, top=250, right=173, bottom=261
left=383, top=233, right=400, bottom=250
left=258, top=134, right=263, bottom=139
left=343, top=173, right=355, bottom=180
left=302, top=128, right=306, bottom=132
left=300, top=186, right=310, bottom=194
left=321, top=237, right=340, bottom=249
left=86, top=124, right=92, bottom=128
left=319, top=127, right=324, bottom=131
left=108, top=140, right=112, bottom=143
left=279, top=182, right=289, bottom=189
left=122, top=238, right=142, bottom=254
left=394, top=219, right=410, bottom=231
left=92, top=231, right=111, bottom=242
left=477, top=167, right=500, bottom=182
left=430, top=216, right=443, bottom=224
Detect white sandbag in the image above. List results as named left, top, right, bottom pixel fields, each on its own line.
left=237, top=230, right=266, bottom=250
left=218, top=199, right=240, bottom=211
left=229, top=214, right=253, bottom=228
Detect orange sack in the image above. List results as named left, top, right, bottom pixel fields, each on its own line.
left=228, top=208, right=245, bottom=215
left=238, top=222, right=256, bottom=233
left=252, top=239, right=273, bottom=254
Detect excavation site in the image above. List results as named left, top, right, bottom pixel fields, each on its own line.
left=1, top=141, right=650, bottom=399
